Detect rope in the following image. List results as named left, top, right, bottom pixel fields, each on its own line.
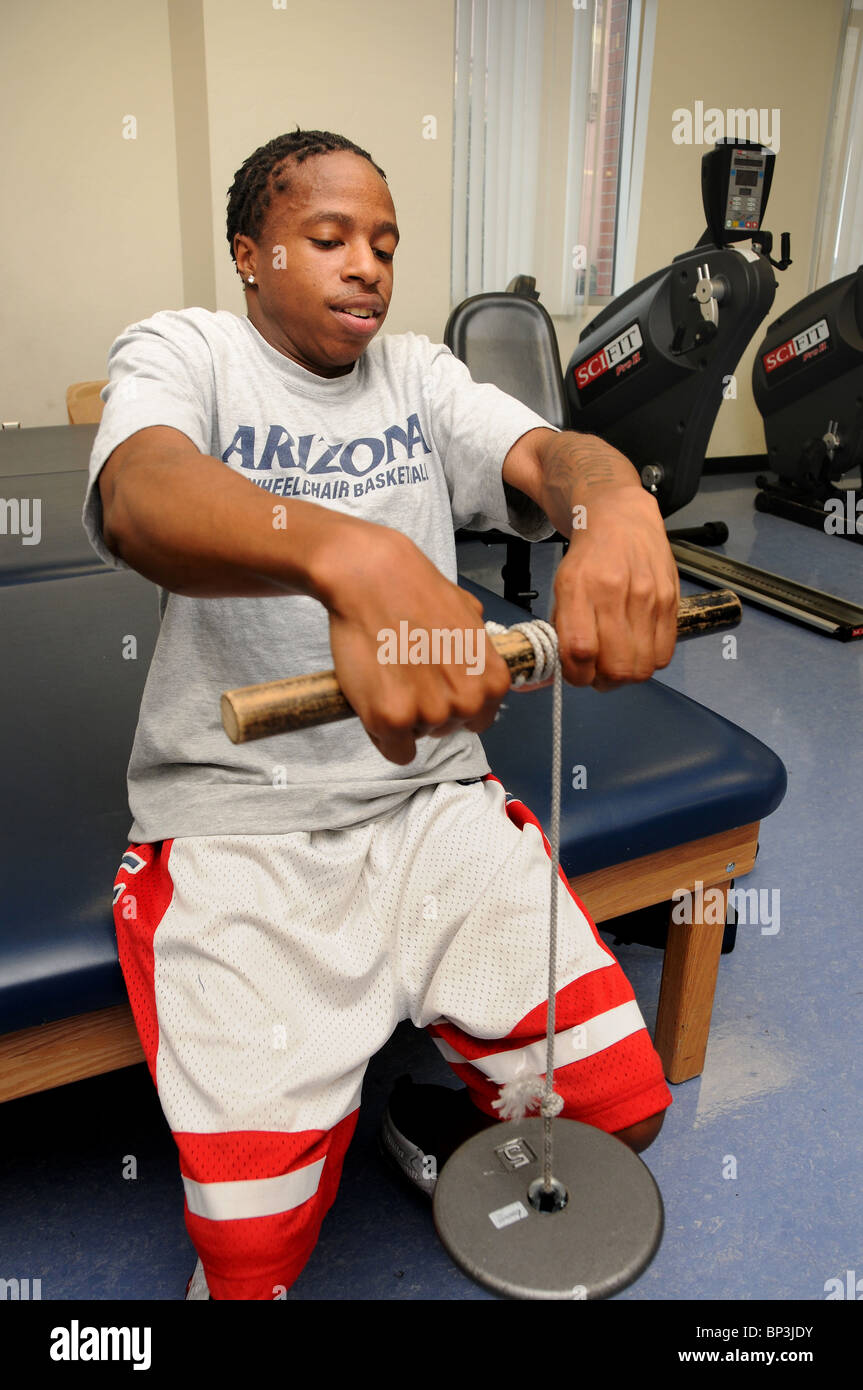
left=484, top=618, right=558, bottom=687
left=484, top=617, right=564, bottom=1192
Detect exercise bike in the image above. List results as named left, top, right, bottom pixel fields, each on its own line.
left=447, top=138, right=863, bottom=640
left=753, top=265, right=863, bottom=544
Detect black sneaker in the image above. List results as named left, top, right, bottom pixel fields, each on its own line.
left=378, top=1074, right=497, bottom=1198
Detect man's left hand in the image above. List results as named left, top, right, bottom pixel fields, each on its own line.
left=550, top=487, right=680, bottom=691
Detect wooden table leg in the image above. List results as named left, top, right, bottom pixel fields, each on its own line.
left=653, top=880, right=730, bottom=1084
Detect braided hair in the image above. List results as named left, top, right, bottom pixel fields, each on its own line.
left=226, top=128, right=387, bottom=265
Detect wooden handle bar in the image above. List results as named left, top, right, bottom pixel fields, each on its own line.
left=221, top=589, right=741, bottom=744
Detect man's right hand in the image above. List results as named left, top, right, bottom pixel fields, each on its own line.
left=320, top=527, right=512, bottom=765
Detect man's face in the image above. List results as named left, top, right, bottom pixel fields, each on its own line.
left=234, top=150, right=399, bottom=378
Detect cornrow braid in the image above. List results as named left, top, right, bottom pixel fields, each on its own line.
left=226, top=128, right=387, bottom=265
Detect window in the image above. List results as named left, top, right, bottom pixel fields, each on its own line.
left=811, top=0, right=863, bottom=287
left=451, top=0, right=656, bottom=315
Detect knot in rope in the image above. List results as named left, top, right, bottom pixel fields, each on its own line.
left=484, top=618, right=559, bottom=686
left=540, top=1092, right=565, bottom=1119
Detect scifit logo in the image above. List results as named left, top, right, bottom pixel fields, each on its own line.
left=575, top=323, right=643, bottom=391
left=763, top=318, right=830, bottom=374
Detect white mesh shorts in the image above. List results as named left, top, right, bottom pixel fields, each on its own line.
left=113, top=773, right=671, bottom=1298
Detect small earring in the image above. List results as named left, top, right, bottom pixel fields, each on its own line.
left=246, top=275, right=255, bottom=285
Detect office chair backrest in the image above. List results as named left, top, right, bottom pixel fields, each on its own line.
left=443, top=292, right=568, bottom=430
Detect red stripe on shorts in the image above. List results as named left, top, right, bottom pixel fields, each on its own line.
left=181, top=1110, right=359, bottom=1301
left=113, top=839, right=176, bottom=1089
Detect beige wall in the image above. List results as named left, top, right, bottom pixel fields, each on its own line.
left=201, top=0, right=456, bottom=336
left=0, top=0, right=847, bottom=459
left=0, top=0, right=455, bottom=427
left=0, top=1, right=184, bottom=427
left=630, top=0, right=846, bottom=456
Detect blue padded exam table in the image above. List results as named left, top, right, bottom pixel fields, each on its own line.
left=0, top=427, right=786, bottom=1101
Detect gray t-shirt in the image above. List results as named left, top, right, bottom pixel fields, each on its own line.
left=82, top=308, right=556, bottom=841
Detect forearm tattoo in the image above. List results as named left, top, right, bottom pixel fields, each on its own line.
left=540, top=432, right=638, bottom=531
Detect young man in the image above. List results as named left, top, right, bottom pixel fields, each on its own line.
left=83, top=130, right=679, bottom=1301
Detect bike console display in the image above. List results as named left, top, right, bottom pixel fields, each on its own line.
left=701, top=138, right=774, bottom=246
